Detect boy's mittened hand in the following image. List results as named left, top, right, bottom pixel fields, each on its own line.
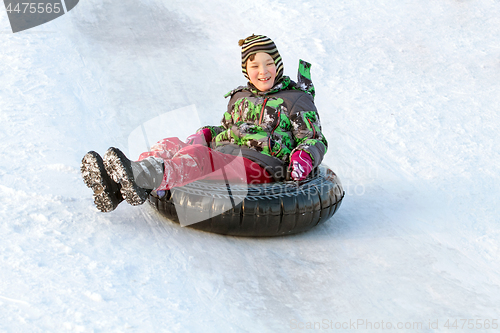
left=290, top=150, right=313, bottom=181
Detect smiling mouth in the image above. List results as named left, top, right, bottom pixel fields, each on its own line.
left=259, top=77, right=271, bottom=82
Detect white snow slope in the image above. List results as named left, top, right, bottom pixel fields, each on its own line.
left=1, top=0, right=500, bottom=332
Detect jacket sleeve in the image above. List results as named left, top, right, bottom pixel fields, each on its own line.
left=288, top=93, right=328, bottom=168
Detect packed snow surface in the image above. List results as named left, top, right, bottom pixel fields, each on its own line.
left=1, top=0, right=500, bottom=331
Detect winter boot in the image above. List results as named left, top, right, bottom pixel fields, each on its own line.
left=103, top=147, right=164, bottom=206
left=81, top=151, right=124, bottom=212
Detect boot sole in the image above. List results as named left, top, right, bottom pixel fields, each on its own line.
left=103, top=148, right=149, bottom=206
left=81, top=151, right=120, bottom=212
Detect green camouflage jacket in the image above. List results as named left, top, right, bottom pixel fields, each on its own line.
left=201, top=60, right=327, bottom=179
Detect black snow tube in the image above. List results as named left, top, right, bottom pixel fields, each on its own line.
left=148, top=164, right=344, bottom=237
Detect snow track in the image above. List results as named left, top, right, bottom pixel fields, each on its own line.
left=1, top=0, right=500, bottom=331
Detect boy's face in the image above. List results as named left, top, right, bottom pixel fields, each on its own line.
left=246, top=53, right=277, bottom=92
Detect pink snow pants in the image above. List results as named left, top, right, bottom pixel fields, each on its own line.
left=137, top=137, right=274, bottom=191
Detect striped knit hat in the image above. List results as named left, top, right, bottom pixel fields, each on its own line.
left=239, top=34, right=284, bottom=83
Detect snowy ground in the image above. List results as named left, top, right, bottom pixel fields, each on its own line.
left=1, top=0, right=500, bottom=332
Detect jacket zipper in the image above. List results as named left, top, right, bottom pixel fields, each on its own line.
left=236, top=103, right=242, bottom=122
left=269, top=108, right=281, bottom=156
left=272, top=108, right=281, bottom=133
left=258, top=98, right=268, bottom=125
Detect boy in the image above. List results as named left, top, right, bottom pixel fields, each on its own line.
left=81, top=34, right=327, bottom=212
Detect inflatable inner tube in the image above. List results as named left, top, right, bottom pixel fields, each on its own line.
left=148, top=164, right=344, bottom=237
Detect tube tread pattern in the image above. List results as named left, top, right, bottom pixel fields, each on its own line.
left=148, top=165, right=344, bottom=236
